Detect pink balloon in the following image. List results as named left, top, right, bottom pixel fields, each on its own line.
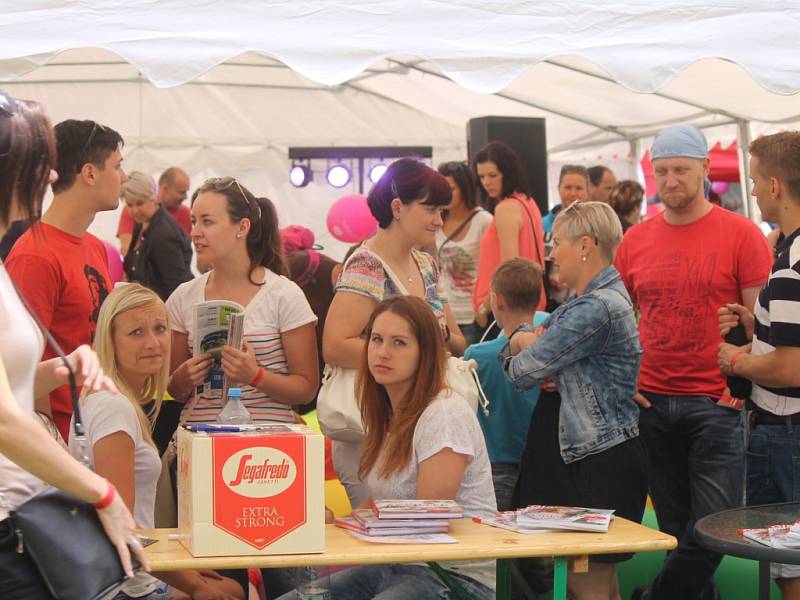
left=711, top=181, right=729, bottom=195
left=103, top=240, right=125, bottom=285
left=327, top=194, right=378, bottom=243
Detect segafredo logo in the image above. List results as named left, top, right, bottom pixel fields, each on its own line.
left=222, top=447, right=297, bottom=498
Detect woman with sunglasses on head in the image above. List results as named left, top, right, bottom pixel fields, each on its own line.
left=0, top=90, right=147, bottom=598
left=71, top=283, right=242, bottom=600
left=323, top=158, right=466, bottom=506
left=122, top=171, right=193, bottom=301
left=281, top=296, right=496, bottom=600
left=436, top=161, right=493, bottom=345
left=501, top=202, right=647, bottom=600
left=166, top=177, right=319, bottom=426
left=473, top=142, right=546, bottom=332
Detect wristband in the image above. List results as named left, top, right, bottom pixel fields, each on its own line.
left=729, top=351, right=744, bottom=374
left=249, top=367, right=265, bottom=388
left=92, top=482, right=116, bottom=510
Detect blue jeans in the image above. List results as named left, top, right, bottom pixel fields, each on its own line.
left=492, top=462, right=519, bottom=512
left=274, top=564, right=493, bottom=600
left=747, top=420, right=800, bottom=579
left=638, top=394, right=745, bottom=600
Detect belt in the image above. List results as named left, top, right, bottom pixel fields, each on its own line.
left=752, top=411, right=800, bottom=426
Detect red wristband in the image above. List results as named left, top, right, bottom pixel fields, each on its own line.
left=729, top=351, right=744, bottom=374
left=249, top=367, right=265, bottom=388
left=92, top=482, right=116, bottom=510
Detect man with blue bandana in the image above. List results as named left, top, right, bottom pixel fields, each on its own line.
left=616, top=124, right=772, bottom=600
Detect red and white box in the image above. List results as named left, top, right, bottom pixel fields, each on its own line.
left=177, top=424, right=324, bottom=556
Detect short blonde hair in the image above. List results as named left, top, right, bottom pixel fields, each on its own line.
left=121, top=171, right=157, bottom=203
left=553, top=201, right=623, bottom=262
left=90, top=283, right=169, bottom=448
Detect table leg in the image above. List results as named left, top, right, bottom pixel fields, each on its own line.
left=496, top=559, right=511, bottom=600
left=758, top=560, right=771, bottom=600
left=553, top=556, right=568, bottom=600
left=427, top=561, right=477, bottom=600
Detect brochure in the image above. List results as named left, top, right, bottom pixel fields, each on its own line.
left=741, top=525, right=800, bottom=549
left=371, top=499, right=463, bottom=520
left=514, top=505, right=615, bottom=533
left=343, top=530, right=457, bottom=544
left=192, top=300, right=245, bottom=395
left=335, top=516, right=449, bottom=536
left=352, top=508, right=450, bottom=529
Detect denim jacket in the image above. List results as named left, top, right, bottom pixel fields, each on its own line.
left=500, top=265, right=642, bottom=463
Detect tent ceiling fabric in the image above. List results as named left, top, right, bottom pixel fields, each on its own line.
left=2, top=1, right=800, bottom=96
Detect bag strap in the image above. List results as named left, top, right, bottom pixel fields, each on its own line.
left=373, top=251, right=412, bottom=296
left=437, top=209, right=480, bottom=259
left=7, top=276, right=87, bottom=446
left=515, top=196, right=544, bottom=267
left=295, top=249, right=321, bottom=288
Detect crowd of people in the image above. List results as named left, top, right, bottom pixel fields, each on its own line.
left=1, top=87, right=799, bottom=600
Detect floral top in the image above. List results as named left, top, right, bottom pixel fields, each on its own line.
left=335, top=245, right=447, bottom=326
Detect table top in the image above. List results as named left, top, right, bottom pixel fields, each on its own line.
left=695, top=502, right=800, bottom=564
left=142, top=517, right=676, bottom=571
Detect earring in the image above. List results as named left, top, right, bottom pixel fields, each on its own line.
left=581, top=255, right=588, bottom=262
left=236, top=233, right=242, bottom=239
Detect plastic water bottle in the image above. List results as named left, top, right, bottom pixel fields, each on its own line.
left=296, top=566, right=331, bottom=600
left=217, top=387, right=252, bottom=424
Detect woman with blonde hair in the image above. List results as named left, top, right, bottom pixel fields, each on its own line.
left=69, top=283, right=242, bottom=600
left=122, top=170, right=193, bottom=301
left=282, top=295, right=496, bottom=600
left=502, top=201, right=647, bottom=600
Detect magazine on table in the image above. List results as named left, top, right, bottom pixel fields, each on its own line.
left=335, top=516, right=449, bottom=536
left=741, top=524, right=800, bottom=549
left=352, top=508, right=450, bottom=529
left=343, top=529, right=458, bottom=544
left=472, top=512, right=559, bottom=534
left=485, top=505, right=616, bottom=533
left=371, top=499, right=464, bottom=520
left=192, top=300, right=245, bottom=397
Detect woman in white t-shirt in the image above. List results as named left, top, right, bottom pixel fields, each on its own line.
left=436, top=161, right=493, bottom=345
left=167, top=177, right=318, bottom=424
left=70, top=284, right=242, bottom=600
left=281, top=296, right=497, bottom=600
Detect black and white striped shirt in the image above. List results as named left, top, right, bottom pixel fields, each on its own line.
left=751, top=228, right=800, bottom=415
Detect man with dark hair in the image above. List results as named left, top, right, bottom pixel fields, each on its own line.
left=618, top=124, right=773, bottom=600
left=117, top=166, right=191, bottom=254
left=588, top=165, right=617, bottom=203
left=718, top=131, right=800, bottom=597
left=6, top=119, right=126, bottom=439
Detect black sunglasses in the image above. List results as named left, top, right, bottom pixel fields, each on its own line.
left=76, top=122, right=110, bottom=171
left=0, top=90, right=18, bottom=117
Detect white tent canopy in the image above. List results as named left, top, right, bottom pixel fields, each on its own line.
left=2, top=1, right=799, bottom=256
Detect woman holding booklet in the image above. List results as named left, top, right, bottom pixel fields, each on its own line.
left=280, top=296, right=496, bottom=600
left=69, top=283, right=242, bottom=600
left=166, top=177, right=319, bottom=425
left=501, top=202, right=647, bottom=600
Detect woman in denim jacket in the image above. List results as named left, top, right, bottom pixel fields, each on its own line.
left=500, top=201, right=647, bottom=600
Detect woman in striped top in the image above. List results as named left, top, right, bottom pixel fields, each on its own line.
left=166, top=177, right=319, bottom=424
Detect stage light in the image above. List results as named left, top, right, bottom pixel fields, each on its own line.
left=369, top=163, right=387, bottom=184
left=289, top=164, right=313, bottom=188
left=326, top=164, right=351, bottom=188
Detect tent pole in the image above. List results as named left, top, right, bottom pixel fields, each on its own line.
left=736, top=120, right=756, bottom=221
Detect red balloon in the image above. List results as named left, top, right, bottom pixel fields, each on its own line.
left=103, top=240, right=124, bottom=285
left=327, top=194, right=378, bottom=243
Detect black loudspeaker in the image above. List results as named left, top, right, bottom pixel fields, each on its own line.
left=467, top=116, right=548, bottom=215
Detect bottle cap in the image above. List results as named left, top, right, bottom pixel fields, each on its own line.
left=228, top=387, right=242, bottom=398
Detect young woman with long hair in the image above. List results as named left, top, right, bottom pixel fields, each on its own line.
left=472, top=142, right=546, bottom=329
left=282, top=296, right=496, bottom=600
left=167, top=177, right=319, bottom=425
left=0, top=89, right=145, bottom=598
left=69, top=283, right=242, bottom=600
left=436, top=161, right=493, bottom=344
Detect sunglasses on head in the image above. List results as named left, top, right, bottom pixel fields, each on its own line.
left=0, top=90, right=19, bottom=117
left=76, top=122, right=111, bottom=172
left=206, top=177, right=261, bottom=221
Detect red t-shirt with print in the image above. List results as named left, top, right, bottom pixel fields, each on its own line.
left=615, top=205, right=772, bottom=399
left=5, top=223, right=111, bottom=439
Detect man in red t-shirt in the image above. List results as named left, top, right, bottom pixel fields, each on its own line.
left=6, top=119, right=127, bottom=439
left=117, top=166, right=191, bottom=255
left=617, top=125, right=773, bottom=600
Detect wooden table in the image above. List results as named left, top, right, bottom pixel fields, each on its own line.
left=142, top=518, right=676, bottom=600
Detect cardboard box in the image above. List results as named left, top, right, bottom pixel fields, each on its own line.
left=178, top=424, right=324, bottom=556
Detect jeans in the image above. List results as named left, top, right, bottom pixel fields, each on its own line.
left=638, top=393, right=745, bottom=600
left=747, top=420, right=800, bottom=579
left=0, top=519, right=54, bottom=599
left=274, top=564, right=493, bottom=600
left=492, top=463, right=519, bottom=512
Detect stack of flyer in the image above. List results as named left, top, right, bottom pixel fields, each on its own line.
left=741, top=522, right=800, bottom=549
left=475, top=505, right=615, bottom=534
left=335, top=500, right=463, bottom=544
